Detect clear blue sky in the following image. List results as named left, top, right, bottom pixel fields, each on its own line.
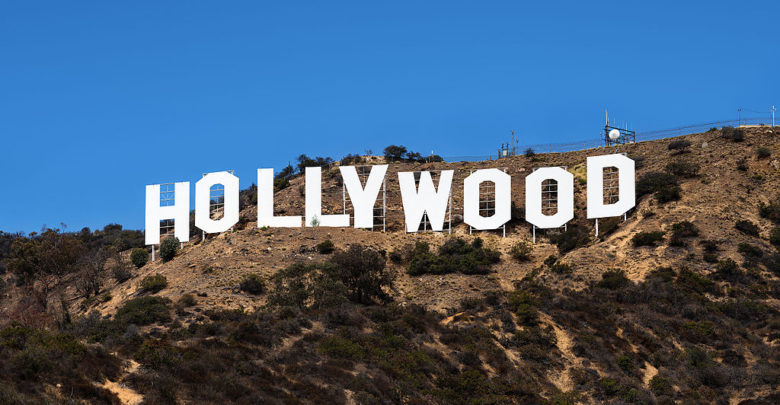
left=1, top=1, right=777, bottom=234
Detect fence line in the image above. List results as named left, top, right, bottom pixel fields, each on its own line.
left=440, top=117, right=774, bottom=162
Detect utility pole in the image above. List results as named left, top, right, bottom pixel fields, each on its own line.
left=738, top=108, right=742, bottom=127
left=772, top=106, right=776, bottom=127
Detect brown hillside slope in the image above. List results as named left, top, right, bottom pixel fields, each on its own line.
left=90, top=126, right=779, bottom=317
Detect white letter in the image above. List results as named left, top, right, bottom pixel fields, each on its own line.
left=340, top=165, right=388, bottom=228
left=145, top=182, right=190, bottom=245
left=257, top=168, right=301, bottom=227
left=398, top=170, right=454, bottom=232
left=463, top=169, right=511, bottom=230
left=195, top=171, right=239, bottom=234
left=305, top=167, right=349, bottom=227
left=525, top=167, right=574, bottom=229
left=587, top=154, right=636, bottom=219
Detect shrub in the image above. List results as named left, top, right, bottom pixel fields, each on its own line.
left=317, top=335, right=365, bottom=360
left=721, top=126, right=745, bottom=142
left=549, top=261, right=572, bottom=274
left=407, top=238, right=500, bottom=276
left=383, top=145, right=407, bottom=162
left=596, top=269, right=630, bottom=290
left=759, top=199, right=780, bottom=223
left=636, top=172, right=680, bottom=203
left=676, top=268, right=715, bottom=294
left=509, top=240, right=533, bottom=261
left=756, top=147, right=771, bottom=159
left=714, top=259, right=743, bottom=282
left=670, top=221, right=699, bottom=246
left=508, top=291, right=539, bottom=326
left=327, top=245, right=391, bottom=304
left=177, top=294, right=196, bottom=307
left=111, top=256, right=133, bottom=282
left=665, top=161, right=700, bottom=178
left=667, top=140, right=691, bottom=153
left=737, top=243, right=763, bottom=258
left=648, top=266, right=676, bottom=282
left=160, top=236, right=179, bottom=262
left=770, top=227, right=780, bottom=247
left=597, top=217, right=621, bottom=238
left=316, top=240, right=335, bottom=254
left=737, top=157, right=748, bottom=171
left=649, top=375, right=673, bottom=396
left=130, top=248, right=149, bottom=268
left=548, top=225, right=590, bottom=253
left=617, top=355, right=634, bottom=373
left=632, top=231, right=664, bottom=247
left=340, top=153, right=363, bottom=166
left=239, top=274, right=265, bottom=295
left=139, top=273, right=168, bottom=293
left=116, top=296, right=171, bottom=325
left=734, top=220, right=759, bottom=236
left=524, top=148, right=535, bottom=158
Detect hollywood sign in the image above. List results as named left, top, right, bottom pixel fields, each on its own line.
left=145, top=153, right=635, bottom=245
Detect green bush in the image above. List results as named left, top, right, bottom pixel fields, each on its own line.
left=548, top=226, right=590, bottom=253
left=636, top=172, right=681, bottom=203
left=596, top=269, right=630, bottom=290
left=759, top=199, right=780, bottom=223
left=670, top=221, right=699, bottom=246
left=649, top=375, right=673, bottom=396
left=407, top=238, right=500, bottom=276
left=130, top=248, right=149, bottom=268
left=549, top=261, right=572, bottom=274
left=631, top=231, right=664, bottom=247
left=508, top=290, right=539, bottom=326
left=714, top=259, right=743, bottom=282
left=738, top=242, right=763, bottom=258
left=665, top=161, right=700, bottom=178
left=676, top=268, right=715, bottom=294
left=317, top=335, right=365, bottom=360
left=111, top=256, right=133, bottom=282
left=116, top=296, right=171, bottom=325
left=316, top=239, right=335, bottom=254
left=734, top=220, right=759, bottom=236
left=239, top=274, right=265, bottom=295
left=139, top=273, right=168, bottom=293
left=667, top=140, right=691, bottom=152
left=756, top=147, right=771, bottom=159
left=160, top=236, right=179, bottom=262
left=617, top=355, right=634, bottom=373
left=328, top=244, right=391, bottom=304
left=721, top=126, right=745, bottom=142
left=770, top=227, right=780, bottom=247
left=509, top=240, right=533, bottom=261
left=177, top=294, right=196, bottom=307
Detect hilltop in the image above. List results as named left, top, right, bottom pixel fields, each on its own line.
left=1, top=126, right=779, bottom=404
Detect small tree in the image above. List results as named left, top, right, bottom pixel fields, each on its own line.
left=383, top=145, right=408, bottom=162
left=139, top=273, right=168, bottom=293
left=131, top=248, right=149, bottom=268
left=509, top=241, right=533, bottom=261
left=160, top=236, right=179, bottom=262
left=328, top=245, right=391, bottom=304
left=239, top=274, right=265, bottom=295
left=316, top=240, right=335, bottom=254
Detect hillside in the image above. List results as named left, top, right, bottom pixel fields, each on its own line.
left=1, top=126, right=779, bottom=404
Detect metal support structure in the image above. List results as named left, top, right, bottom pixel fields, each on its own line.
left=772, top=106, right=775, bottom=127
